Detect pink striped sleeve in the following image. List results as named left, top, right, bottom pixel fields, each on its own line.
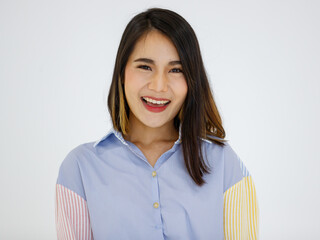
left=55, top=184, right=94, bottom=240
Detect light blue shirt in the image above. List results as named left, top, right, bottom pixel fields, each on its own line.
left=56, top=125, right=249, bottom=240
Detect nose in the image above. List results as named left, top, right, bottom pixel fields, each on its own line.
left=148, top=72, right=168, bottom=92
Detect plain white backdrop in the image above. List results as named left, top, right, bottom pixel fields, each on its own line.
left=1, top=0, right=319, bottom=239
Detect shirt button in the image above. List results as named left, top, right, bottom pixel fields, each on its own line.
left=152, top=171, right=157, bottom=177
left=153, top=202, right=159, bottom=208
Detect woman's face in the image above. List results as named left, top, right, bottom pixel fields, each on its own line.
left=124, top=30, right=188, bottom=129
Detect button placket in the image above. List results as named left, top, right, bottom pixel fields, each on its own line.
left=152, top=171, right=157, bottom=177
left=151, top=169, right=163, bottom=230
left=151, top=170, right=160, bottom=209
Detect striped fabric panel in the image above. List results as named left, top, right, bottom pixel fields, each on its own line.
left=223, top=176, right=259, bottom=240
left=55, top=184, right=94, bottom=240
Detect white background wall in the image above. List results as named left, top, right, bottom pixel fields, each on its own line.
left=1, top=0, right=319, bottom=239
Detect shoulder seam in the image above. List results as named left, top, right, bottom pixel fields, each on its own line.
left=223, top=175, right=253, bottom=194
left=56, top=183, right=87, bottom=202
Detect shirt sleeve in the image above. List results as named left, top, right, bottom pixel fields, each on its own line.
left=223, top=143, right=259, bottom=240
left=55, top=148, right=94, bottom=240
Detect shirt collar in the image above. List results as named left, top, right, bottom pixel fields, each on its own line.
left=93, top=123, right=182, bottom=148
left=93, top=127, right=114, bottom=148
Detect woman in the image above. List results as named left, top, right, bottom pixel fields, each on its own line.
left=55, top=7, right=259, bottom=240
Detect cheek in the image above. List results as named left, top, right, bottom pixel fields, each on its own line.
left=124, top=68, right=144, bottom=95
left=173, top=78, right=188, bottom=100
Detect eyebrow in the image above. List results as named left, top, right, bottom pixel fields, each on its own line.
left=133, top=58, right=182, bottom=66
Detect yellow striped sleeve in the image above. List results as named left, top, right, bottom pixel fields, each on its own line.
left=223, top=176, right=259, bottom=240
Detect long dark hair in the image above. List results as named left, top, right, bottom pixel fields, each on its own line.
left=108, top=7, right=227, bottom=186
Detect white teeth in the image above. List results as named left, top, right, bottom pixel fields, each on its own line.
left=142, top=97, right=170, bottom=105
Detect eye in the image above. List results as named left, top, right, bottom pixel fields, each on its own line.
left=137, top=65, right=152, bottom=71
left=170, top=68, right=183, bottom=73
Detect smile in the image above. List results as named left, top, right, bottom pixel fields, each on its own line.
left=141, top=97, right=171, bottom=113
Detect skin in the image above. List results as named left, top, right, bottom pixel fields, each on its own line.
left=123, top=30, right=188, bottom=166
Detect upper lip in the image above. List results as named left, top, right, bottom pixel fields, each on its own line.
left=141, top=96, right=171, bottom=101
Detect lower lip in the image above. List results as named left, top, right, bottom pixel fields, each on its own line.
left=141, top=99, right=170, bottom=113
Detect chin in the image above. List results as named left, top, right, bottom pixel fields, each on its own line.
left=139, top=117, right=168, bottom=129
left=142, top=122, right=166, bottom=129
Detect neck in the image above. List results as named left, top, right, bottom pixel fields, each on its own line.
left=123, top=112, right=179, bottom=146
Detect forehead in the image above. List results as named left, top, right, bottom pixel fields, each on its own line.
left=129, top=30, right=180, bottom=60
